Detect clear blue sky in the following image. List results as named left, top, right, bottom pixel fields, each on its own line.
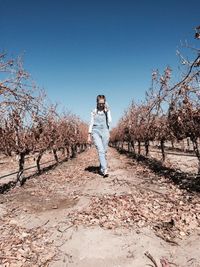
left=0, top=0, right=199, bottom=127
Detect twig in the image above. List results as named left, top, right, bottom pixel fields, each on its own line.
left=144, top=251, right=159, bottom=267
left=57, top=224, right=74, bottom=233
left=34, top=219, right=50, bottom=231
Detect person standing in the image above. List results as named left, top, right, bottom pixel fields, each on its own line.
left=87, top=95, right=112, bottom=177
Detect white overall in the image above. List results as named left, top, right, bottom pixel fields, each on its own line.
left=91, top=111, right=110, bottom=173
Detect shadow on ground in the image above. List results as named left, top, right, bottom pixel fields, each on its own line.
left=85, top=166, right=100, bottom=174
left=0, top=148, right=90, bottom=194
left=116, top=147, right=200, bottom=193
left=0, top=162, right=60, bottom=194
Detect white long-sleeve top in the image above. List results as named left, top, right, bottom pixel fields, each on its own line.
left=88, top=108, right=112, bottom=133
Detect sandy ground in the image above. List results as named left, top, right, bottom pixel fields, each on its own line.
left=0, top=147, right=200, bottom=267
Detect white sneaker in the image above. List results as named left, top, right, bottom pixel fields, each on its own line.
left=103, top=169, right=109, bottom=178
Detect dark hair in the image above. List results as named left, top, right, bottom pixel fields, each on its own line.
left=96, top=95, right=106, bottom=103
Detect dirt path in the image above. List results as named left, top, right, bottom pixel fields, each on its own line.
left=0, top=147, right=200, bottom=267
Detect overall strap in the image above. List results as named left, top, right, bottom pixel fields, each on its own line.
left=104, top=110, right=109, bottom=129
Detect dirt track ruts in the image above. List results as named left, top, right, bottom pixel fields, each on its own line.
left=0, top=147, right=200, bottom=267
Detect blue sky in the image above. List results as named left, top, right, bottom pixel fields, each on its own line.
left=0, top=0, right=199, bottom=127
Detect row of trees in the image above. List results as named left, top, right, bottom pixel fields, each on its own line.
left=110, top=28, right=200, bottom=174
left=0, top=52, right=88, bottom=184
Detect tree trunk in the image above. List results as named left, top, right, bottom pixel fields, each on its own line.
left=121, top=142, right=124, bottom=150
left=80, top=144, right=83, bottom=152
left=53, top=148, right=59, bottom=162
left=161, top=139, right=165, bottom=161
left=17, top=152, right=25, bottom=184
left=5, top=147, right=12, bottom=156
left=66, top=146, right=70, bottom=160
left=187, top=138, right=190, bottom=151
left=138, top=141, right=141, bottom=155
left=128, top=142, right=131, bottom=152
left=131, top=141, right=135, bottom=153
left=145, top=140, right=149, bottom=156
left=71, top=144, right=76, bottom=158
left=171, top=140, right=174, bottom=149
left=36, top=151, right=44, bottom=173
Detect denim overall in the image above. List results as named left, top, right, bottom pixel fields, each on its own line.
left=92, top=111, right=110, bottom=173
